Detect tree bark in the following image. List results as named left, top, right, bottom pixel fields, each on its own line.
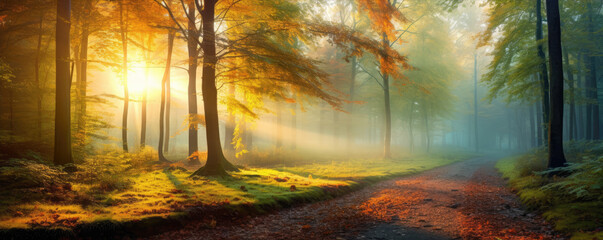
left=192, top=0, right=237, bottom=176
left=158, top=30, right=175, bottom=163
left=119, top=0, right=129, bottom=152
left=140, top=34, right=150, bottom=148
left=536, top=0, right=550, bottom=146
left=54, top=0, right=73, bottom=165
left=76, top=0, right=91, bottom=143
left=35, top=13, right=44, bottom=138
left=78, top=27, right=88, bottom=138
left=381, top=32, right=392, bottom=159
left=577, top=54, right=585, bottom=140
left=586, top=2, right=599, bottom=140
left=164, top=49, right=172, bottom=153
left=545, top=0, right=567, bottom=169
left=347, top=54, right=356, bottom=151
left=187, top=0, right=199, bottom=162
left=563, top=47, right=576, bottom=140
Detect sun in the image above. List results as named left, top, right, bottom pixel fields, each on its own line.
left=127, top=67, right=149, bottom=97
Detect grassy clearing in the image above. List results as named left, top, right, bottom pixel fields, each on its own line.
left=496, top=141, right=603, bottom=240
left=0, top=147, right=472, bottom=234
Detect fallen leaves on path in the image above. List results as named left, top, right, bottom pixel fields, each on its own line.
left=458, top=165, right=562, bottom=240
left=148, top=158, right=567, bottom=240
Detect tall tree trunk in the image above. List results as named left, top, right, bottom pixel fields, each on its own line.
left=347, top=55, right=356, bottom=151
left=536, top=0, right=550, bottom=146
left=119, top=0, right=129, bottom=152
left=563, top=47, right=576, bottom=140
left=164, top=50, right=172, bottom=153
left=54, top=0, right=72, bottom=165
left=187, top=0, right=199, bottom=162
left=78, top=27, right=88, bottom=138
left=158, top=30, right=174, bottom=163
left=537, top=102, right=543, bottom=145
left=545, top=0, right=567, bottom=169
left=35, top=13, right=44, bottom=138
left=474, top=53, right=479, bottom=152
left=76, top=0, right=91, bottom=144
left=140, top=34, right=150, bottom=148
left=576, top=54, right=588, bottom=139
left=192, top=0, right=237, bottom=176
left=586, top=2, right=599, bottom=140
left=381, top=32, right=392, bottom=159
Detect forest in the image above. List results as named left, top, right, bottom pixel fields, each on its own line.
left=0, top=0, right=601, bottom=239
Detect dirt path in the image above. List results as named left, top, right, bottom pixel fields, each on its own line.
left=148, top=156, right=564, bottom=240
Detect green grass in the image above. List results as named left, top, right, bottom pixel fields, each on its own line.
left=496, top=142, right=603, bottom=240
left=0, top=148, right=473, bottom=233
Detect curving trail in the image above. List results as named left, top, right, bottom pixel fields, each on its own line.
left=148, top=156, right=565, bottom=240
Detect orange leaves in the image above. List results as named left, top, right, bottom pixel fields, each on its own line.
left=358, top=189, right=424, bottom=222
left=284, top=97, right=296, bottom=104
left=357, top=0, right=407, bottom=39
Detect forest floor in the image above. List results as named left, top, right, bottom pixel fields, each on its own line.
left=149, top=156, right=566, bottom=240
left=0, top=149, right=473, bottom=239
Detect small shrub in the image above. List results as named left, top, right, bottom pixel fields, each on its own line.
left=498, top=141, right=603, bottom=238
left=96, top=174, right=132, bottom=193
left=540, top=156, right=603, bottom=201
left=128, top=146, right=159, bottom=167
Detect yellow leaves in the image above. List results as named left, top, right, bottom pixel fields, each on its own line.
left=184, top=114, right=206, bottom=131
left=232, top=122, right=248, bottom=158
left=222, top=96, right=259, bottom=119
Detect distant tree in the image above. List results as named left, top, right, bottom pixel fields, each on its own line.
left=185, top=0, right=201, bottom=163
left=399, top=14, right=459, bottom=153
left=584, top=1, right=600, bottom=140
left=118, top=0, right=130, bottom=152
left=158, top=30, right=175, bottom=163
left=535, top=0, right=550, bottom=145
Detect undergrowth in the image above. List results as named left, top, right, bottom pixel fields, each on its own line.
left=496, top=140, right=603, bottom=240
left=0, top=145, right=472, bottom=233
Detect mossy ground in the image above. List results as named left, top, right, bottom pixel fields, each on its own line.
left=496, top=141, right=603, bottom=240
left=0, top=147, right=472, bottom=233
